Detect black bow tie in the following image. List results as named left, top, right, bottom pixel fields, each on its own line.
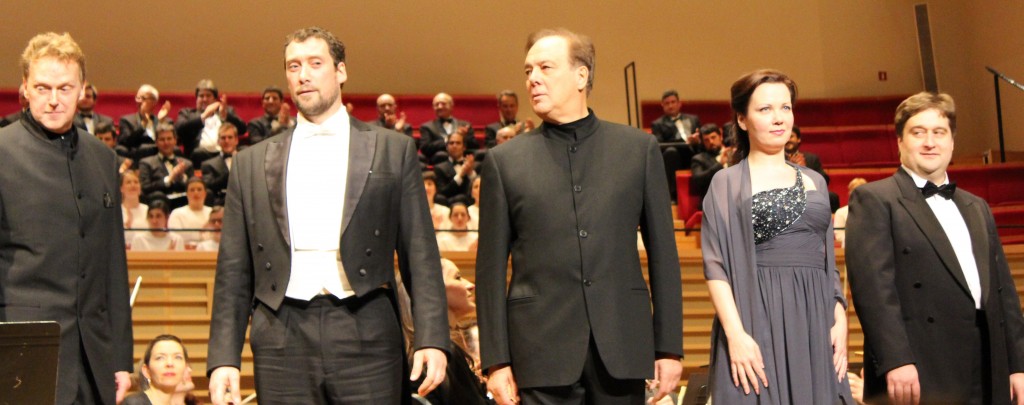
left=441, top=118, right=454, bottom=124
left=80, top=113, right=93, bottom=118
left=921, top=182, right=956, bottom=199
left=162, top=157, right=176, bottom=164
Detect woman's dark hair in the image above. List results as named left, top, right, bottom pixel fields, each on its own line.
left=729, top=69, right=797, bottom=165
left=142, top=334, right=189, bottom=366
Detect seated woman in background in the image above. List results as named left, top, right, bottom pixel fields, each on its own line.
left=468, top=177, right=481, bottom=230
left=424, top=171, right=451, bottom=230
left=131, top=200, right=185, bottom=251
left=196, top=206, right=223, bottom=252
left=167, top=177, right=211, bottom=248
left=121, top=170, right=149, bottom=242
left=435, top=201, right=477, bottom=252
left=123, top=334, right=200, bottom=405
left=832, top=177, right=866, bottom=248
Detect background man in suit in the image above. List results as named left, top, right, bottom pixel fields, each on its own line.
left=689, top=123, right=727, bottom=201
left=207, top=26, right=448, bottom=405
left=484, top=89, right=533, bottom=148
left=0, top=31, right=132, bottom=405
left=785, top=125, right=829, bottom=183
left=118, top=84, right=171, bottom=165
left=476, top=28, right=683, bottom=405
left=433, top=131, right=475, bottom=203
left=138, top=123, right=193, bottom=206
left=246, top=86, right=294, bottom=145
left=201, top=123, right=238, bottom=206
left=847, top=92, right=1024, bottom=404
left=651, top=90, right=701, bottom=202
left=419, top=92, right=477, bottom=162
left=74, top=82, right=114, bottom=135
left=372, top=93, right=413, bottom=136
left=174, top=79, right=247, bottom=163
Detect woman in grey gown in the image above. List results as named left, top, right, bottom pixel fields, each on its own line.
left=701, top=69, right=852, bottom=404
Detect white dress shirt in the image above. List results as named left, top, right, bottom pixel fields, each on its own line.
left=198, top=114, right=223, bottom=153
left=285, top=108, right=354, bottom=301
left=905, top=167, right=982, bottom=308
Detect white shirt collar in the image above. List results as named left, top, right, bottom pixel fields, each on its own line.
left=295, top=106, right=350, bottom=138
left=902, top=165, right=949, bottom=188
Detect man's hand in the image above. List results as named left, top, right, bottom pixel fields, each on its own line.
left=114, top=371, right=131, bottom=404
left=218, top=95, right=229, bottom=119
left=278, top=103, right=292, bottom=126
left=410, top=348, right=447, bottom=397
left=486, top=365, right=519, bottom=405
left=202, top=102, right=222, bottom=120
left=1011, top=372, right=1024, bottom=404
left=170, top=161, right=187, bottom=182
left=119, top=158, right=133, bottom=175
left=789, top=151, right=807, bottom=166
left=209, top=366, right=242, bottom=405
left=687, top=131, right=701, bottom=145
left=395, top=111, right=408, bottom=131
left=158, top=101, right=172, bottom=121
left=886, top=364, right=920, bottom=405
left=460, top=155, right=476, bottom=177
left=648, top=357, right=683, bottom=404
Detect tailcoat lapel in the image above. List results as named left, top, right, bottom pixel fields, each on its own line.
left=954, top=191, right=991, bottom=305
left=265, top=131, right=292, bottom=246
left=341, top=123, right=375, bottom=236
left=894, top=168, right=972, bottom=297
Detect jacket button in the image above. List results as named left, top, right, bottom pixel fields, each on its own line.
left=374, top=229, right=380, bottom=237
left=902, top=247, right=911, bottom=254
left=578, top=230, right=588, bottom=238
left=80, top=272, right=87, bottom=279
left=77, top=192, right=83, bottom=200
left=80, top=231, right=86, bottom=238
left=573, top=185, right=582, bottom=193
left=570, top=146, right=578, bottom=153
left=271, top=283, right=277, bottom=291
left=365, top=248, right=372, bottom=256
left=927, top=316, right=935, bottom=323
left=359, top=268, right=367, bottom=276
left=257, top=243, right=264, bottom=251
left=913, top=282, right=922, bottom=288
left=583, top=279, right=592, bottom=287
left=265, top=262, right=272, bottom=270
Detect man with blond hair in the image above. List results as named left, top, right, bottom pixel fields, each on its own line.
left=0, top=32, right=133, bottom=405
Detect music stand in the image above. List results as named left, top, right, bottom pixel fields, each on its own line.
left=0, top=321, right=60, bottom=404
left=680, top=372, right=710, bottom=405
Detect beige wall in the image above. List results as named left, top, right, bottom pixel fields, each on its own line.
left=0, top=1, right=1017, bottom=155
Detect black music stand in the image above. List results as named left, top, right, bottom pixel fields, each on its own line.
left=680, top=372, right=710, bottom=405
left=0, top=321, right=60, bottom=404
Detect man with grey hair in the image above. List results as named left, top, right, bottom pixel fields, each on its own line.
left=118, top=83, right=171, bottom=164
left=477, top=28, right=683, bottom=404
left=0, top=31, right=133, bottom=405
left=372, top=93, right=413, bottom=136
left=419, top=92, right=477, bottom=161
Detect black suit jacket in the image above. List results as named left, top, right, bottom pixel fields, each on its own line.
left=651, top=113, right=700, bottom=143
left=246, top=114, right=295, bottom=145
left=433, top=159, right=474, bottom=200
left=174, top=107, right=247, bottom=158
left=690, top=151, right=723, bottom=200
left=418, top=117, right=477, bottom=157
left=138, top=153, right=194, bottom=197
left=201, top=154, right=231, bottom=206
left=117, top=112, right=168, bottom=150
left=484, top=120, right=519, bottom=148
left=476, top=114, right=683, bottom=388
left=370, top=117, right=414, bottom=137
left=847, top=168, right=1024, bottom=402
left=0, top=117, right=132, bottom=405
left=206, top=118, right=449, bottom=374
left=0, top=110, right=23, bottom=128
left=74, top=111, right=114, bottom=134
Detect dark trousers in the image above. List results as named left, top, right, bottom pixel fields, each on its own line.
left=520, top=335, right=645, bottom=405
left=251, top=289, right=404, bottom=404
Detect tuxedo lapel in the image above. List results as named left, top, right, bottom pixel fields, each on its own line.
left=265, top=131, right=293, bottom=246
left=341, top=124, right=375, bottom=236
left=894, top=169, right=972, bottom=296
left=955, top=192, right=991, bottom=305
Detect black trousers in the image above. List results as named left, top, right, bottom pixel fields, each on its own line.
left=520, top=335, right=645, bottom=405
left=251, top=289, right=404, bottom=404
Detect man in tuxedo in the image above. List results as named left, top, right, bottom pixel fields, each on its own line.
left=73, top=82, right=114, bottom=135
left=118, top=84, right=171, bottom=165
left=0, top=31, right=132, bottom=405
left=847, top=92, right=1024, bottom=404
left=246, top=86, right=294, bottom=145
left=651, top=89, right=701, bottom=145
left=785, top=125, right=829, bottom=184
left=174, top=79, right=247, bottom=163
left=433, top=131, right=475, bottom=202
left=484, top=90, right=533, bottom=148
left=477, top=28, right=683, bottom=405
left=201, top=123, right=238, bottom=206
left=419, top=92, right=477, bottom=162
left=206, top=26, right=448, bottom=405
left=689, top=123, right=726, bottom=201
left=138, top=123, right=193, bottom=206
left=371, top=93, right=413, bottom=136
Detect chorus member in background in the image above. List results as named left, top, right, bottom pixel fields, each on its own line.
left=701, top=69, right=851, bottom=403
left=847, top=92, right=1024, bottom=404
left=477, top=28, right=682, bottom=405
left=118, top=84, right=171, bottom=164
left=424, top=171, right=451, bottom=230
left=174, top=79, right=246, bottom=163
left=123, top=335, right=199, bottom=405
left=122, top=170, right=149, bottom=242
left=468, top=177, right=481, bottom=230
left=196, top=206, right=224, bottom=252
left=436, top=201, right=477, bottom=252
left=0, top=32, right=133, bottom=404
left=832, top=177, right=866, bottom=248
left=167, top=177, right=211, bottom=247
left=246, top=86, right=294, bottom=145
left=206, top=26, right=447, bottom=405
left=132, top=200, right=184, bottom=251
